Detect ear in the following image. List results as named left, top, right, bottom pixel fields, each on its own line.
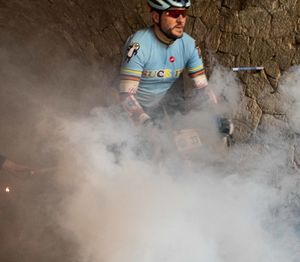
left=151, top=11, right=160, bottom=24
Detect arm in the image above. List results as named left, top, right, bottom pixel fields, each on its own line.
left=119, top=34, right=151, bottom=125
left=0, top=154, right=34, bottom=174
left=192, top=76, right=218, bottom=105
left=1, top=159, right=32, bottom=173
left=186, top=44, right=217, bottom=109
left=119, top=86, right=150, bottom=125
left=186, top=43, right=234, bottom=136
left=119, top=73, right=151, bottom=125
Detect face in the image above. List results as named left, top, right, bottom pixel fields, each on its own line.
left=153, top=8, right=187, bottom=39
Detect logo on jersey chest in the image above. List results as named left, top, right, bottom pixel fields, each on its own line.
left=169, top=56, right=175, bottom=63
left=142, top=69, right=183, bottom=78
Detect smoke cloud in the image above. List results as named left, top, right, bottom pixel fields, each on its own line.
left=1, top=41, right=300, bottom=262
left=53, top=67, right=300, bottom=262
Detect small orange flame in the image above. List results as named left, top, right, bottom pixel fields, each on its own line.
left=5, top=187, right=10, bottom=193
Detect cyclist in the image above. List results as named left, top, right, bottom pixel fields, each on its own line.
left=119, top=0, right=233, bottom=135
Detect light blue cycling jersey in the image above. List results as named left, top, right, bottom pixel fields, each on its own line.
left=120, top=26, right=207, bottom=108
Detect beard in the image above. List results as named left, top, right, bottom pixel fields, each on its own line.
left=163, top=26, right=184, bottom=40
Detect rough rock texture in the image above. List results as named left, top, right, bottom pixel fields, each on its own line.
left=1, top=0, right=299, bottom=137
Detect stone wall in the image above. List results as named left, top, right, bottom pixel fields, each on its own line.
left=0, top=0, right=300, bottom=137
left=192, top=0, right=300, bottom=138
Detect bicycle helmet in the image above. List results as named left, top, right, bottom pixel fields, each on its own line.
left=147, top=0, right=191, bottom=11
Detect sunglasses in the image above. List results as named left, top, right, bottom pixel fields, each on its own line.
left=164, top=9, right=187, bottom=19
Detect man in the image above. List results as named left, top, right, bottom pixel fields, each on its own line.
left=119, top=0, right=232, bottom=134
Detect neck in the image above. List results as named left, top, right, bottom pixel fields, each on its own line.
left=153, top=24, right=174, bottom=45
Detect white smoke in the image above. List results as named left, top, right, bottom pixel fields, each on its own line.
left=53, top=66, right=300, bottom=262
left=208, top=64, right=241, bottom=116
left=1, top=39, right=300, bottom=261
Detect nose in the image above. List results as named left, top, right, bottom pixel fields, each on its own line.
left=176, top=14, right=185, bottom=22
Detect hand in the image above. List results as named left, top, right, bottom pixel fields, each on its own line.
left=143, top=118, right=162, bottom=130
left=217, top=116, right=234, bottom=135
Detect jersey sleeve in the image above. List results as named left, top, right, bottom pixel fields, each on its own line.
left=186, top=41, right=208, bottom=89
left=120, top=32, right=147, bottom=93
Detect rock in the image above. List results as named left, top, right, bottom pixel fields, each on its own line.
left=190, top=0, right=211, bottom=17
left=239, top=7, right=271, bottom=37
left=263, top=60, right=281, bottom=88
left=263, top=60, right=281, bottom=80
left=206, top=24, right=222, bottom=51
left=241, top=71, right=274, bottom=98
left=219, top=33, right=249, bottom=57
left=250, top=38, right=275, bottom=65
left=274, top=36, right=297, bottom=70
left=233, top=97, right=263, bottom=142
left=221, top=0, right=242, bottom=10
left=200, top=1, right=220, bottom=27
left=292, top=47, right=300, bottom=64
left=259, top=114, right=289, bottom=133
left=220, top=8, right=241, bottom=34
left=191, top=18, right=207, bottom=43
left=257, top=91, right=286, bottom=115
left=271, top=10, right=294, bottom=37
